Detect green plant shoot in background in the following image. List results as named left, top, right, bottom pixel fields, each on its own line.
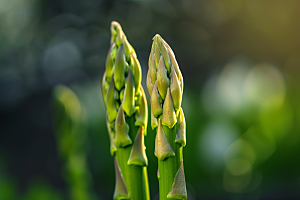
left=52, top=85, right=95, bottom=200
left=102, top=21, right=150, bottom=200
left=147, top=35, right=187, bottom=200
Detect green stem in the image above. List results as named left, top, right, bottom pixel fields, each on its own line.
left=142, top=167, right=150, bottom=200
left=158, top=124, right=181, bottom=200
left=116, top=116, right=150, bottom=200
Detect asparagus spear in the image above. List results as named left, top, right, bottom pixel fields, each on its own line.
left=147, top=35, right=187, bottom=200
left=102, top=21, right=150, bottom=200
left=52, top=85, right=94, bottom=200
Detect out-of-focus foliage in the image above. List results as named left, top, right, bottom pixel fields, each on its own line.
left=1, top=0, right=300, bottom=199
left=22, top=181, right=64, bottom=200
left=0, top=177, right=17, bottom=200
left=53, top=85, right=96, bottom=200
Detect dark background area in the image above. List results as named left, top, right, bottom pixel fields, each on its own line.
left=1, top=0, right=300, bottom=199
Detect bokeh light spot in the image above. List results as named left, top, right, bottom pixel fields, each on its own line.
left=224, top=139, right=256, bottom=166
left=244, top=63, right=286, bottom=109
left=227, top=159, right=252, bottom=176
left=199, top=120, right=239, bottom=169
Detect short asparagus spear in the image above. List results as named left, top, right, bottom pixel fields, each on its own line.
left=147, top=35, right=187, bottom=200
left=102, top=21, right=150, bottom=200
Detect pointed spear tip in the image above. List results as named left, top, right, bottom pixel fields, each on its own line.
left=175, top=108, right=186, bottom=146
left=151, top=107, right=158, bottom=130
left=167, top=160, right=187, bottom=200
left=114, top=107, right=132, bottom=148
left=114, top=45, right=126, bottom=91
left=134, top=88, right=148, bottom=128
left=117, top=105, right=124, bottom=115
left=156, top=57, right=170, bottom=100
left=111, top=21, right=120, bottom=27
left=153, top=34, right=162, bottom=41
left=151, top=81, right=163, bottom=118
left=122, top=68, right=136, bottom=116
left=111, top=21, right=123, bottom=35
left=155, top=119, right=175, bottom=161
left=162, top=88, right=177, bottom=129
left=110, top=21, right=118, bottom=34
left=113, top=157, right=130, bottom=200
left=180, top=159, right=184, bottom=169
left=127, top=126, right=148, bottom=166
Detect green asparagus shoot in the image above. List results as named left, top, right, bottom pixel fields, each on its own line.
left=102, top=21, right=150, bottom=200
left=147, top=34, right=187, bottom=200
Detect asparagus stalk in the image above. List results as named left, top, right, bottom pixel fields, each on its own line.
left=52, top=85, right=94, bottom=200
left=147, top=35, right=187, bottom=200
left=102, top=21, right=150, bottom=200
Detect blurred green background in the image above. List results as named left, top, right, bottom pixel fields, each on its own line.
left=1, top=0, right=300, bottom=199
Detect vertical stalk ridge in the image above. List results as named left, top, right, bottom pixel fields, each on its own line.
left=147, top=35, right=187, bottom=200
left=102, top=21, right=150, bottom=200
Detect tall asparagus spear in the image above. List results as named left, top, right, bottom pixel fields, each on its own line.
left=147, top=35, right=187, bottom=200
left=102, top=21, right=150, bottom=200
